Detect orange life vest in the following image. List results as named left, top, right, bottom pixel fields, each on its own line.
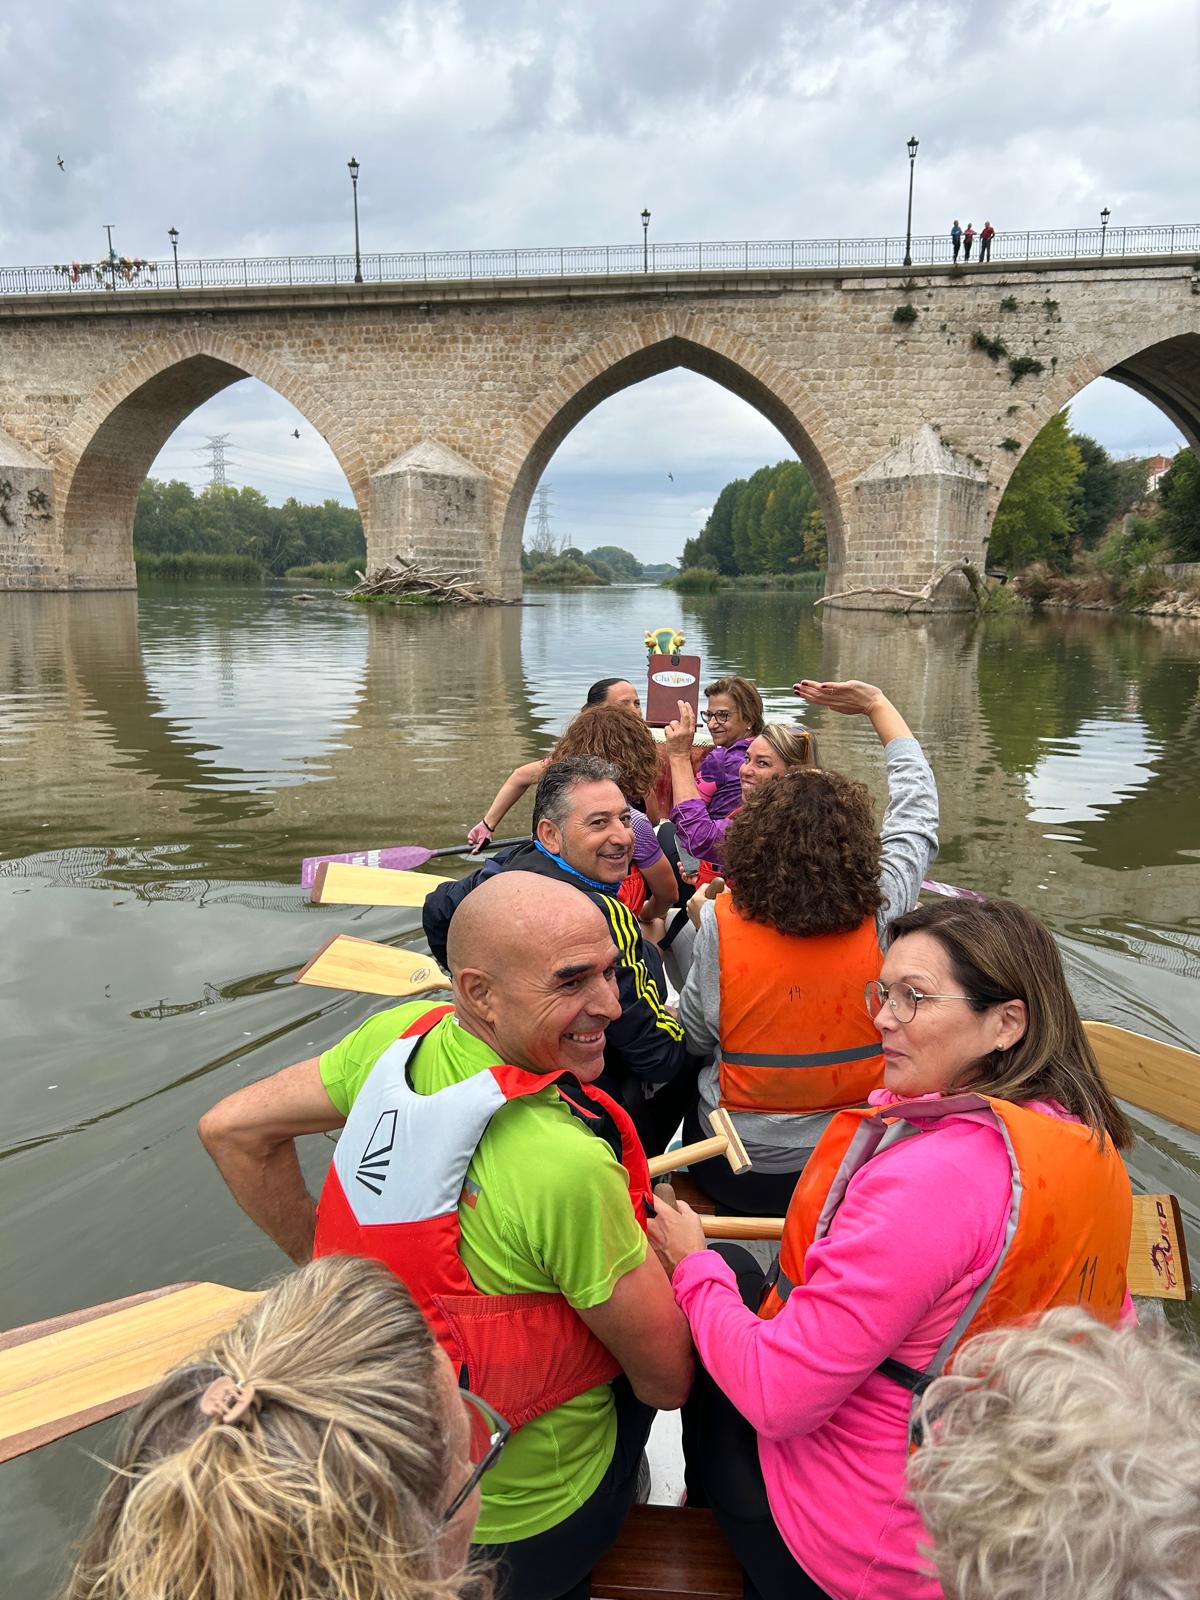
left=314, top=1004, right=652, bottom=1432
left=714, top=894, right=885, bottom=1115
left=618, top=864, right=647, bottom=915
left=760, top=1092, right=1132, bottom=1409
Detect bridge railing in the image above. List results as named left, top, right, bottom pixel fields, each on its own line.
left=1, top=224, right=1196, bottom=297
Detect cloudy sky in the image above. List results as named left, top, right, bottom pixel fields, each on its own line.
left=3, top=0, right=1195, bottom=564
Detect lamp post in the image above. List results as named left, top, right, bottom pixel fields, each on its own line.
left=1100, top=206, right=1111, bottom=257
left=168, top=227, right=180, bottom=289
left=903, top=136, right=919, bottom=267
left=348, top=157, right=363, bottom=284
left=641, top=208, right=651, bottom=273
left=104, top=223, right=117, bottom=290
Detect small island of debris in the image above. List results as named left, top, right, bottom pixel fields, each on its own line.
left=341, top=555, right=523, bottom=606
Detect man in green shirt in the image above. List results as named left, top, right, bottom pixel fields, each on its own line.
left=200, top=873, right=693, bottom=1600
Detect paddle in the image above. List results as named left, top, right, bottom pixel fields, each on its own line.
left=1083, top=1020, right=1200, bottom=1135
left=2, top=1186, right=1189, bottom=1465
left=296, top=935, right=449, bottom=998
left=310, top=860, right=453, bottom=908
left=300, top=836, right=527, bottom=889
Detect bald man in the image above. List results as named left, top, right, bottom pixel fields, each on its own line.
left=199, top=874, right=693, bottom=1600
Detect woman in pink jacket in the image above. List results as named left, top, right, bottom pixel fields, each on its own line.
left=649, top=898, right=1134, bottom=1600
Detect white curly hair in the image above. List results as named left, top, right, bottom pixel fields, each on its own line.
left=908, top=1306, right=1200, bottom=1600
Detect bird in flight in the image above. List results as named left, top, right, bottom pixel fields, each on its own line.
left=291, top=428, right=300, bottom=439
left=667, top=472, right=674, bottom=482
left=56, top=156, right=65, bottom=171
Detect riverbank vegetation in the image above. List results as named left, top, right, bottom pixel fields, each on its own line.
left=676, top=461, right=827, bottom=578
left=993, top=423, right=1199, bottom=611
left=284, top=559, right=361, bottom=583
left=134, top=550, right=262, bottom=582
left=521, top=542, right=675, bottom=586
left=134, top=479, right=365, bottom=577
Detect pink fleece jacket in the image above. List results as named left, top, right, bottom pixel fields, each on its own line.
left=671, top=1094, right=1124, bottom=1600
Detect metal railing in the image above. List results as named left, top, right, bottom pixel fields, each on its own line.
left=1, top=224, right=1196, bottom=297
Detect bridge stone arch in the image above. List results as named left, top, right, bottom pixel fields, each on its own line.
left=491, top=315, right=851, bottom=589
left=55, top=332, right=371, bottom=587
left=983, top=308, right=1200, bottom=523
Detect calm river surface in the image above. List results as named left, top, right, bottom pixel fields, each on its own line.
left=2, top=582, right=1199, bottom=1595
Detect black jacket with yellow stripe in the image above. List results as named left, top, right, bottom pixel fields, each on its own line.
left=421, top=842, right=690, bottom=1093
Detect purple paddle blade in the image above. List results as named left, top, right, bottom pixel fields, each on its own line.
left=300, top=844, right=434, bottom=888
left=921, top=878, right=986, bottom=902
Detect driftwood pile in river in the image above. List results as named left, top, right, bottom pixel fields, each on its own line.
left=341, top=555, right=521, bottom=606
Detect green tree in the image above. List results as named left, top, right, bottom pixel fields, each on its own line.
left=1068, top=433, right=1121, bottom=548
left=1157, top=449, right=1200, bottom=560
left=989, top=411, right=1083, bottom=570
left=583, top=545, right=643, bottom=580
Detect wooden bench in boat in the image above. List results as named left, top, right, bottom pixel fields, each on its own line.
left=595, top=1506, right=740, bottom=1599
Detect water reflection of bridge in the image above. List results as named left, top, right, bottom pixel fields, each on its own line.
left=0, top=592, right=540, bottom=869
left=3, top=591, right=1198, bottom=950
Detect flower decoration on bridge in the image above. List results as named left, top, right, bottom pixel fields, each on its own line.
left=53, top=258, right=158, bottom=287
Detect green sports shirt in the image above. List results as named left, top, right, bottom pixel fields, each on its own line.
left=319, top=1002, right=648, bottom=1543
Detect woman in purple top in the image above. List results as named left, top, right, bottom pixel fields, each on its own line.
left=668, top=714, right=816, bottom=869
left=694, top=676, right=764, bottom=819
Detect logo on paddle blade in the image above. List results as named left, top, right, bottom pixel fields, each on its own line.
left=651, top=671, right=696, bottom=688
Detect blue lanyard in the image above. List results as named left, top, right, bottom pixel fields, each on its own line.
left=532, top=839, right=611, bottom=892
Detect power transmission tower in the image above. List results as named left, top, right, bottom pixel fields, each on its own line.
left=199, top=434, right=231, bottom=488
left=529, top=481, right=558, bottom=557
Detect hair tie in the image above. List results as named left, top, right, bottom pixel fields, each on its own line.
left=198, top=1375, right=261, bottom=1426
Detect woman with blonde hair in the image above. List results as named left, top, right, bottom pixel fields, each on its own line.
left=62, top=1255, right=498, bottom=1600
left=652, top=897, right=1134, bottom=1600
left=909, top=1306, right=1200, bottom=1600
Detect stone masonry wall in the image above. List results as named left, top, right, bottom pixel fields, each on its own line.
left=0, top=257, right=1196, bottom=599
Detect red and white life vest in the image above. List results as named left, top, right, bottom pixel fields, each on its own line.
left=760, top=1092, right=1132, bottom=1421
left=314, top=1004, right=652, bottom=1431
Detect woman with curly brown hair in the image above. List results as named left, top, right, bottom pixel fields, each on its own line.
left=678, top=681, right=938, bottom=1212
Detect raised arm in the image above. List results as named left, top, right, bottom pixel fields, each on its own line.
left=793, top=679, right=913, bottom=748
left=198, top=1060, right=344, bottom=1265
left=662, top=700, right=702, bottom=806
left=467, top=758, right=546, bottom=852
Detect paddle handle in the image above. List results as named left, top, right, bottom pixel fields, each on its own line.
left=701, top=1216, right=784, bottom=1241
left=647, top=1136, right=727, bottom=1178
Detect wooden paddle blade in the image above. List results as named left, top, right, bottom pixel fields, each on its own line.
left=1083, top=1021, right=1200, bottom=1134
left=296, top=935, right=449, bottom=998
left=310, top=861, right=452, bottom=908
left=0, top=1283, right=263, bottom=1463
left=300, top=844, right=434, bottom=888
left=1129, top=1193, right=1192, bottom=1301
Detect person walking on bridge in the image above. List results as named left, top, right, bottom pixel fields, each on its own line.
left=963, top=222, right=976, bottom=261
left=979, top=221, right=995, bottom=262
left=950, top=220, right=963, bottom=263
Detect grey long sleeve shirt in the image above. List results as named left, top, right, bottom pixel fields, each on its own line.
left=679, top=735, right=940, bottom=1172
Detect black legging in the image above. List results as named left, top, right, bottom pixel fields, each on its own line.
left=478, top=1377, right=654, bottom=1600
left=681, top=1245, right=832, bottom=1600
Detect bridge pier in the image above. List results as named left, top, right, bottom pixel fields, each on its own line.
left=0, top=428, right=59, bottom=589
left=369, top=441, right=514, bottom=594
left=825, top=427, right=989, bottom=610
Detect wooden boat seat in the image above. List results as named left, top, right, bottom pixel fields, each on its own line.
left=595, top=1506, right=740, bottom=1599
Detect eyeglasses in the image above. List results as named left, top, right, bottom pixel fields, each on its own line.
left=441, top=1389, right=511, bottom=1524
left=701, top=709, right=735, bottom=725
left=865, top=980, right=978, bottom=1025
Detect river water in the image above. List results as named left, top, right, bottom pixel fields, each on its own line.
left=2, top=582, right=1199, bottom=1596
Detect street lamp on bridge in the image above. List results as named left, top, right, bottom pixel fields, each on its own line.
left=348, top=157, right=363, bottom=284
left=641, top=208, right=651, bottom=273
left=1100, top=206, right=1111, bottom=257
left=168, top=227, right=180, bottom=289
left=903, top=136, right=919, bottom=267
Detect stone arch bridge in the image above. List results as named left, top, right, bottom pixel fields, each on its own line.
left=1, top=254, right=1197, bottom=605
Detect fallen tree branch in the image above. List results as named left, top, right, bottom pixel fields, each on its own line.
left=816, top=556, right=983, bottom=614
left=340, top=554, right=521, bottom=606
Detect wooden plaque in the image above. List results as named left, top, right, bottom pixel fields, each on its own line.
left=645, top=654, right=702, bottom=728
